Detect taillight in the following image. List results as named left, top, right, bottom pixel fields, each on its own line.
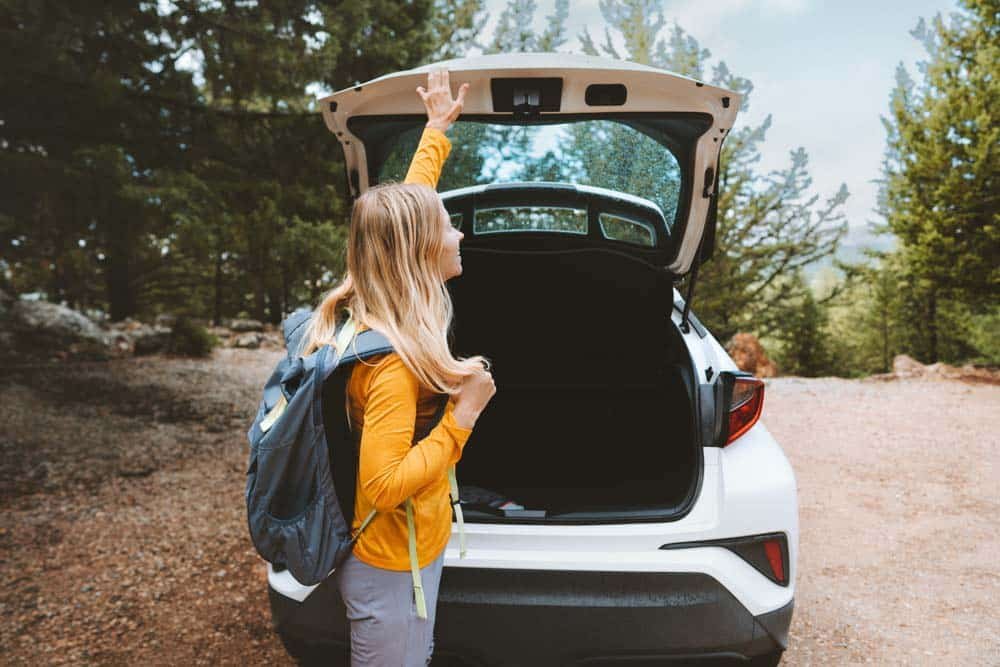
left=763, top=539, right=786, bottom=583
left=728, top=534, right=789, bottom=586
left=725, top=376, right=764, bottom=445
left=660, top=532, right=790, bottom=586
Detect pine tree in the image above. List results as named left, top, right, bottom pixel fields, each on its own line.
left=0, top=1, right=461, bottom=322
left=577, top=0, right=849, bottom=341
left=0, top=1, right=196, bottom=318
left=879, top=0, right=999, bottom=362
left=774, top=272, right=833, bottom=377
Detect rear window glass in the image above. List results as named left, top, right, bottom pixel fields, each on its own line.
left=599, top=212, right=656, bottom=246
left=474, top=206, right=587, bottom=236
left=376, top=120, right=682, bottom=228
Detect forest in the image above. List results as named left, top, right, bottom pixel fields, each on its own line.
left=1, top=0, right=996, bottom=376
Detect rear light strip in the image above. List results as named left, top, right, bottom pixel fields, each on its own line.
left=660, top=532, right=790, bottom=586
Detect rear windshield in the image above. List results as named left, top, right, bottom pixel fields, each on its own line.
left=474, top=206, right=588, bottom=236
left=371, top=119, right=687, bottom=230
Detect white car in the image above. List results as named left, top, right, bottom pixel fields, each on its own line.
left=266, top=53, right=798, bottom=666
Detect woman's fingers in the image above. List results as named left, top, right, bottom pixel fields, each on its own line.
left=419, top=69, right=469, bottom=130
left=443, top=82, right=469, bottom=123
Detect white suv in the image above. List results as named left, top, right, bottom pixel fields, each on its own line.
left=266, top=54, right=798, bottom=666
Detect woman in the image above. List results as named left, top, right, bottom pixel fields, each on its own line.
left=299, top=69, right=496, bottom=666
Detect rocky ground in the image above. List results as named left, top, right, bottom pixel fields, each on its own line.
left=0, top=349, right=997, bottom=665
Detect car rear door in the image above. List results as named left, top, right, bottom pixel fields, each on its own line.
left=318, top=53, right=742, bottom=277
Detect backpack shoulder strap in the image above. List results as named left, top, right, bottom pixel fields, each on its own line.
left=337, top=329, right=394, bottom=364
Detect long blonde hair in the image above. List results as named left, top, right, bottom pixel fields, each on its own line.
left=299, top=182, right=486, bottom=394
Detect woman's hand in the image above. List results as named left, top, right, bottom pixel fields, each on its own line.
left=417, top=69, right=469, bottom=133
left=452, top=366, right=496, bottom=429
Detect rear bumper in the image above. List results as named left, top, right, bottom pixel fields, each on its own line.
left=268, top=567, right=792, bottom=666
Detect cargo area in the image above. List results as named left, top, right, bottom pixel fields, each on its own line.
left=448, top=245, right=701, bottom=522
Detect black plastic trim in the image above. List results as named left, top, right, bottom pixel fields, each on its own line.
left=585, top=83, right=628, bottom=106
left=660, top=531, right=791, bottom=587
left=270, top=570, right=792, bottom=664
left=755, top=598, right=794, bottom=650
left=490, top=77, right=563, bottom=112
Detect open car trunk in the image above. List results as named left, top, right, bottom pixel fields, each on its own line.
left=448, top=243, right=701, bottom=523
left=317, top=53, right=743, bottom=523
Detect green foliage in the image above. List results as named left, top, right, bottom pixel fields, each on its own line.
left=7, top=0, right=991, bottom=379
left=577, top=0, right=849, bottom=344
left=823, top=256, right=905, bottom=375
left=771, top=273, right=835, bottom=377
left=0, top=0, right=463, bottom=325
left=165, top=317, right=217, bottom=357
left=878, top=0, right=1000, bottom=361
left=967, top=305, right=1000, bottom=365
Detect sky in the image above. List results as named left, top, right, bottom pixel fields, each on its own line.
left=478, top=0, right=961, bottom=237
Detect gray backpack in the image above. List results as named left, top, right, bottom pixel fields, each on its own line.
left=245, top=309, right=465, bottom=616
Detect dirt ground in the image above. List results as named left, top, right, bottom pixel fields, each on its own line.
left=0, top=349, right=997, bottom=665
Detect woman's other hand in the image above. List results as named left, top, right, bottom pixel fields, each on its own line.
left=452, top=366, right=496, bottom=429
left=417, top=69, right=469, bottom=133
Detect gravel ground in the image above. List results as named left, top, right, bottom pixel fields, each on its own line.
left=0, top=350, right=997, bottom=665
left=765, top=376, right=1000, bottom=665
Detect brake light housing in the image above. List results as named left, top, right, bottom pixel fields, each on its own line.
left=717, top=372, right=765, bottom=446
left=660, top=532, right=790, bottom=586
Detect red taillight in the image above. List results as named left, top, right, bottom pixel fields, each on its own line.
left=725, top=377, right=764, bottom=445
left=763, top=539, right=786, bottom=583
left=660, top=532, right=790, bottom=586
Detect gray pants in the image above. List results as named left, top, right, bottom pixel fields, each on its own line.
left=334, top=551, right=445, bottom=667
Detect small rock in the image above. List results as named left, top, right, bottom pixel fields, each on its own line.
left=154, top=313, right=177, bottom=328
left=232, top=332, right=262, bottom=349
left=229, top=319, right=264, bottom=333
left=892, top=354, right=924, bottom=375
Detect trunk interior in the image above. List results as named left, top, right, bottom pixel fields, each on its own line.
left=448, top=245, right=701, bottom=523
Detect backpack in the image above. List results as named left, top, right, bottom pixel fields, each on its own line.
left=245, top=308, right=465, bottom=617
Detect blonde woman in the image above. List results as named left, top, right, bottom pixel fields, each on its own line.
left=299, top=69, right=495, bottom=666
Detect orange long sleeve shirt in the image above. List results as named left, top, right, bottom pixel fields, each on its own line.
left=347, top=127, right=472, bottom=570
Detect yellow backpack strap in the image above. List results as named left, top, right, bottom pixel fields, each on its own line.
left=449, top=465, right=467, bottom=558
left=405, top=499, right=428, bottom=619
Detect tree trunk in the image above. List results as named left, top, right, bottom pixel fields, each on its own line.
left=266, top=283, right=283, bottom=324
left=106, top=216, right=135, bottom=321
left=106, top=253, right=134, bottom=320
left=212, top=248, right=224, bottom=326
left=926, top=291, right=938, bottom=363
left=881, top=304, right=890, bottom=373
left=251, top=244, right=267, bottom=323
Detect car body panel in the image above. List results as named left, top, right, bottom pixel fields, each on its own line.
left=268, top=304, right=798, bottom=618
left=318, top=53, right=742, bottom=275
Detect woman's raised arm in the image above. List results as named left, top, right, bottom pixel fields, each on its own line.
left=404, top=69, right=469, bottom=189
